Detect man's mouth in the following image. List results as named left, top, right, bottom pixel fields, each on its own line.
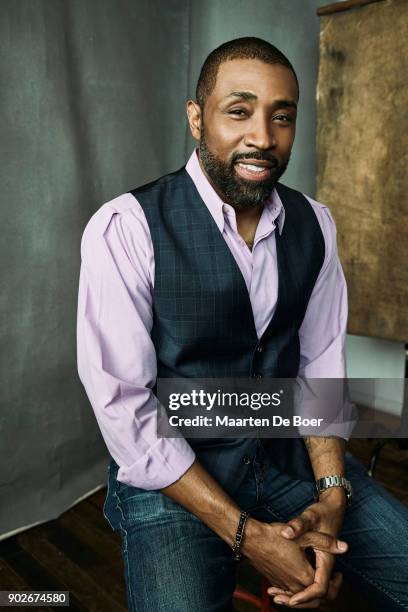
left=234, top=160, right=276, bottom=181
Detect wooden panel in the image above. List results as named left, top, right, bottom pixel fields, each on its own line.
left=70, top=499, right=121, bottom=545
left=317, top=0, right=385, bottom=17
left=0, top=559, right=53, bottom=610
left=60, top=505, right=123, bottom=570
left=0, top=559, right=32, bottom=590
left=31, top=522, right=127, bottom=607
left=17, top=533, right=125, bottom=612
left=88, top=487, right=107, bottom=510
left=316, top=0, right=408, bottom=341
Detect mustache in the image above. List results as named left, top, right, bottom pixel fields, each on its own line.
left=231, top=152, right=279, bottom=167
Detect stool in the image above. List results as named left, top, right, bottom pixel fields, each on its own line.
left=233, top=575, right=278, bottom=611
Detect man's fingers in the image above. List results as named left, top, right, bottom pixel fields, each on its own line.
left=326, top=571, right=343, bottom=600
left=267, top=586, right=292, bottom=596
left=299, top=530, right=348, bottom=554
left=281, top=510, right=318, bottom=538
left=287, top=583, right=324, bottom=606
left=273, top=594, right=321, bottom=608
left=271, top=568, right=343, bottom=606
left=288, top=550, right=333, bottom=606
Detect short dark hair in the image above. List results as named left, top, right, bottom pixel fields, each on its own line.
left=195, top=37, right=298, bottom=108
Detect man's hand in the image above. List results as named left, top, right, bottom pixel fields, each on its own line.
left=162, top=443, right=347, bottom=608
left=267, top=487, right=347, bottom=608
left=242, top=504, right=348, bottom=599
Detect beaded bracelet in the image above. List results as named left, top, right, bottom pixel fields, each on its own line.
left=231, top=510, right=250, bottom=561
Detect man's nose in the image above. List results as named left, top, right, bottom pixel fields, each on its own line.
left=244, top=116, right=277, bottom=150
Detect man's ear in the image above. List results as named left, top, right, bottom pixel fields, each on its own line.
left=186, top=100, right=202, bottom=141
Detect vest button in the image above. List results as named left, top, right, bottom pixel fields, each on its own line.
left=243, top=455, right=252, bottom=464
left=256, top=345, right=263, bottom=353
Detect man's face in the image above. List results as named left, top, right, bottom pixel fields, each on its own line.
left=188, top=59, right=298, bottom=208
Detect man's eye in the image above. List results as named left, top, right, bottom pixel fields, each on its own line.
left=274, top=115, right=293, bottom=123
left=228, top=109, right=247, bottom=117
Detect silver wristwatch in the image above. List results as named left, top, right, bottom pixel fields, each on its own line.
left=314, top=475, right=353, bottom=506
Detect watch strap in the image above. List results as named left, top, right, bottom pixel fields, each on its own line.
left=314, top=475, right=352, bottom=506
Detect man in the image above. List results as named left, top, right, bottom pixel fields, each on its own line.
left=77, top=38, right=408, bottom=611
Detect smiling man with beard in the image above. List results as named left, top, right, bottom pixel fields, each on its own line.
left=198, top=111, right=289, bottom=208
left=77, top=38, right=408, bottom=611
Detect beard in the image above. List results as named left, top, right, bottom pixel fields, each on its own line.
left=198, top=130, right=289, bottom=209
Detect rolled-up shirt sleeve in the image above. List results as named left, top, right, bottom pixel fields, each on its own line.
left=77, top=194, right=195, bottom=490
left=298, top=199, right=348, bottom=379
left=296, top=198, right=356, bottom=439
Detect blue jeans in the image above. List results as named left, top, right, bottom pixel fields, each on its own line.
left=103, top=442, right=408, bottom=611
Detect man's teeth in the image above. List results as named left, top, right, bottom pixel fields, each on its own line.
left=238, top=163, right=269, bottom=172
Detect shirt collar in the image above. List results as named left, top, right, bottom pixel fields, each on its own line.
left=185, top=149, right=285, bottom=235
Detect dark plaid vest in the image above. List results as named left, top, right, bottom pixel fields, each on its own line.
left=130, top=168, right=325, bottom=495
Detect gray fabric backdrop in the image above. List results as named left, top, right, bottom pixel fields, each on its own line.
left=1, top=0, right=323, bottom=539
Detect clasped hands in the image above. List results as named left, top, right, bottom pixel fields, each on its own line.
left=268, top=491, right=347, bottom=608
left=244, top=489, right=347, bottom=609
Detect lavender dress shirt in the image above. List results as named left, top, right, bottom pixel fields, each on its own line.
left=77, top=149, right=348, bottom=490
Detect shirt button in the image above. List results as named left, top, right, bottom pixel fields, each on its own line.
left=243, top=455, right=252, bottom=464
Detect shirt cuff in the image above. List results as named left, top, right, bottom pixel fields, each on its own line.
left=116, top=436, right=196, bottom=490
left=294, top=378, right=358, bottom=440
